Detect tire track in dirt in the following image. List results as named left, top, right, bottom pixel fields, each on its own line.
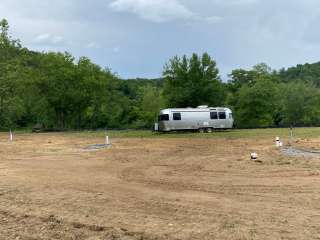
left=118, top=163, right=319, bottom=198
left=0, top=210, right=174, bottom=240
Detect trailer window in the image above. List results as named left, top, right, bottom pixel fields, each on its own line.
left=210, top=112, right=218, bottom=119
left=173, top=113, right=181, bottom=121
left=229, top=113, right=233, bottom=119
left=159, top=114, right=169, bottom=121
left=218, top=112, right=226, bottom=119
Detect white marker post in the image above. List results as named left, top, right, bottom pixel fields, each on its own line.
left=105, top=135, right=109, bottom=145
left=9, top=129, right=13, bottom=142
left=275, top=137, right=284, bottom=148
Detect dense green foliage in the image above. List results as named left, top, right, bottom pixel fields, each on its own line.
left=228, top=63, right=320, bottom=127
left=163, top=53, right=225, bottom=107
left=1, top=19, right=320, bottom=130
left=0, top=19, right=164, bottom=130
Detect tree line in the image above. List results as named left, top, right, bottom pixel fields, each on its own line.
left=1, top=18, right=320, bottom=130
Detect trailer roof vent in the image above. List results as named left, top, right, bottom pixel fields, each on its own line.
left=197, top=105, right=208, bottom=109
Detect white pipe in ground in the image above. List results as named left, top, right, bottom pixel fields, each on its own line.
left=251, top=153, right=258, bottom=161
left=9, top=130, right=13, bottom=142
left=105, top=136, right=109, bottom=145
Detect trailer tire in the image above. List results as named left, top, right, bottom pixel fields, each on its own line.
left=206, top=128, right=213, bottom=133
left=198, top=128, right=205, bottom=133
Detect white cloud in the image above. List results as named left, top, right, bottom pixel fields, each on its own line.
left=211, top=0, right=260, bottom=5
left=230, top=0, right=259, bottom=5
left=109, top=0, right=194, bottom=23
left=34, top=33, right=51, bottom=42
left=33, top=33, right=64, bottom=45
left=113, top=47, right=120, bottom=53
left=51, top=35, right=64, bottom=44
left=205, top=16, right=223, bottom=24
left=4, top=0, right=320, bottom=79
left=86, top=41, right=99, bottom=49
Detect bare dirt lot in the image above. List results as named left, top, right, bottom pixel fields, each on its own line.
left=1, top=131, right=320, bottom=239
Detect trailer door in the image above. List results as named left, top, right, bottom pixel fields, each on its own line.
left=172, top=112, right=183, bottom=130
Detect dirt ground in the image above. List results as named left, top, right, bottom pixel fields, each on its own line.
left=1, top=133, right=320, bottom=240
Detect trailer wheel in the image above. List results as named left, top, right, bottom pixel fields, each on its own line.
left=198, top=128, right=205, bottom=133
left=206, top=128, right=213, bottom=133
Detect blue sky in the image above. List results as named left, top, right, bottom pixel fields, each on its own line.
left=1, top=0, right=320, bottom=79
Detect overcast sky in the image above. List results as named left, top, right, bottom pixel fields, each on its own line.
left=1, top=0, right=320, bottom=79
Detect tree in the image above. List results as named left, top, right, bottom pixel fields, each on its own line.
left=163, top=53, right=225, bottom=107
left=82, top=68, right=131, bottom=129
left=228, top=63, right=275, bottom=92
left=33, top=52, right=78, bottom=128
left=0, top=19, right=25, bottom=129
left=228, top=69, right=255, bottom=92
left=4, top=18, right=320, bottom=130
left=235, top=77, right=278, bottom=128
left=278, top=62, right=320, bottom=86
left=252, top=63, right=272, bottom=75
left=278, top=83, right=320, bottom=126
left=132, top=86, right=165, bottom=128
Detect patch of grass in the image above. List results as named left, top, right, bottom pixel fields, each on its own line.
left=63, top=127, right=320, bottom=139
left=13, top=127, right=320, bottom=140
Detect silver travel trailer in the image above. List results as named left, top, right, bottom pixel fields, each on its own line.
left=155, top=106, right=234, bottom=132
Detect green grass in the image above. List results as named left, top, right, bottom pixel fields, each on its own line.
left=64, top=127, right=320, bottom=139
